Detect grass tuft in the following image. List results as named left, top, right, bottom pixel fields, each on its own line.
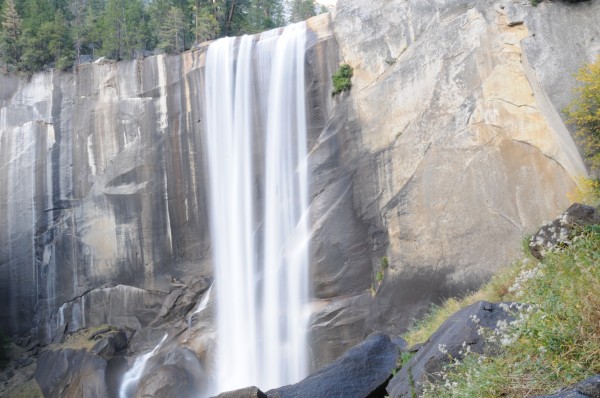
left=332, top=64, right=353, bottom=96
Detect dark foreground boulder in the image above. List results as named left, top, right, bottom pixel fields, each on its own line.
left=534, top=375, right=600, bottom=398
left=387, top=301, right=521, bottom=398
left=267, top=332, right=399, bottom=398
left=214, top=386, right=268, bottom=398
left=529, top=203, right=600, bottom=260
left=35, top=348, right=108, bottom=398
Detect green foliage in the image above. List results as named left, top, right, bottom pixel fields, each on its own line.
left=318, top=5, right=328, bottom=15
left=193, top=7, right=219, bottom=43
left=410, top=227, right=600, bottom=397
left=376, top=270, right=384, bottom=282
left=568, top=176, right=600, bottom=207
left=332, top=63, right=353, bottom=96
left=530, top=0, right=540, bottom=6
left=98, top=0, right=147, bottom=60
left=0, top=0, right=294, bottom=72
left=0, top=0, right=22, bottom=70
left=565, top=57, right=600, bottom=172
left=20, top=11, right=74, bottom=71
left=380, top=256, right=389, bottom=269
left=392, top=351, right=414, bottom=376
left=158, top=6, right=185, bottom=53
left=289, top=0, right=315, bottom=23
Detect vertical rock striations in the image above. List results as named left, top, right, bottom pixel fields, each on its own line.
left=0, top=53, right=214, bottom=341
left=307, top=0, right=597, bottom=367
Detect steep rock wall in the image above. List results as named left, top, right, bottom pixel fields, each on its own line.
left=308, top=0, right=598, bottom=367
left=0, top=53, right=210, bottom=339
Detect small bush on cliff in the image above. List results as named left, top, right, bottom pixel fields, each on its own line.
left=332, top=64, right=353, bottom=96
left=565, top=57, right=600, bottom=172
left=568, top=176, right=600, bottom=207
left=407, top=226, right=600, bottom=397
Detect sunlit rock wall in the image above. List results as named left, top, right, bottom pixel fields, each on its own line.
left=307, top=0, right=598, bottom=368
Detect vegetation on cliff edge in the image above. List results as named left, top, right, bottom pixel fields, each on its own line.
left=565, top=56, right=600, bottom=174
left=0, top=0, right=323, bottom=73
left=405, top=209, right=600, bottom=396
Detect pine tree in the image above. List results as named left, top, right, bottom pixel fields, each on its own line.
left=192, top=6, right=219, bottom=43
left=99, top=0, right=147, bottom=59
left=70, top=0, right=86, bottom=64
left=159, top=6, right=185, bottom=52
left=0, top=0, right=23, bottom=69
left=244, top=0, right=284, bottom=34
left=289, top=0, right=315, bottom=23
left=20, top=11, right=74, bottom=71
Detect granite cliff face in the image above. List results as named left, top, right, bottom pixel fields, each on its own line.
left=0, top=0, right=599, bottom=379
left=309, top=0, right=599, bottom=368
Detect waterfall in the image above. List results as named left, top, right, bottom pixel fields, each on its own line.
left=187, top=285, right=213, bottom=338
left=204, top=22, right=310, bottom=393
left=119, top=334, right=168, bottom=398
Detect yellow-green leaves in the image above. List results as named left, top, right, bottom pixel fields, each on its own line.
left=565, top=57, right=600, bottom=171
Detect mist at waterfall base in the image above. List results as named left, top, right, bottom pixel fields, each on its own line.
left=205, top=21, right=310, bottom=394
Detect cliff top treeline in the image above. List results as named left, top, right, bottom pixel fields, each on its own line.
left=0, top=0, right=322, bottom=73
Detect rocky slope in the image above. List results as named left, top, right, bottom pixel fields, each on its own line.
left=0, top=0, right=599, bottom=391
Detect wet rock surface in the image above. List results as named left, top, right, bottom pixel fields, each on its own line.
left=134, top=364, right=193, bottom=398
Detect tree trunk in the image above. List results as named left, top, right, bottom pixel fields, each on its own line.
left=226, top=0, right=236, bottom=35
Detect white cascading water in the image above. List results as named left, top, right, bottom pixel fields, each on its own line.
left=187, top=285, right=213, bottom=337
left=119, top=334, right=168, bottom=398
left=204, top=22, right=310, bottom=393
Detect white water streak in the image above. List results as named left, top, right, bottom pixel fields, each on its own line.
left=204, top=22, right=309, bottom=393
left=119, top=334, right=168, bottom=398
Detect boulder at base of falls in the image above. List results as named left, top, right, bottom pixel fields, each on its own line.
left=213, top=386, right=268, bottom=398
left=134, top=364, right=193, bottom=398
left=533, top=375, right=600, bottom=398
left=35, top=348, right=108, bottom=398
left=266, top=332, right=400, bottom=398
left=387, top=301, right=524, bottom=398
left=90, top=330, right=128, bottom=356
